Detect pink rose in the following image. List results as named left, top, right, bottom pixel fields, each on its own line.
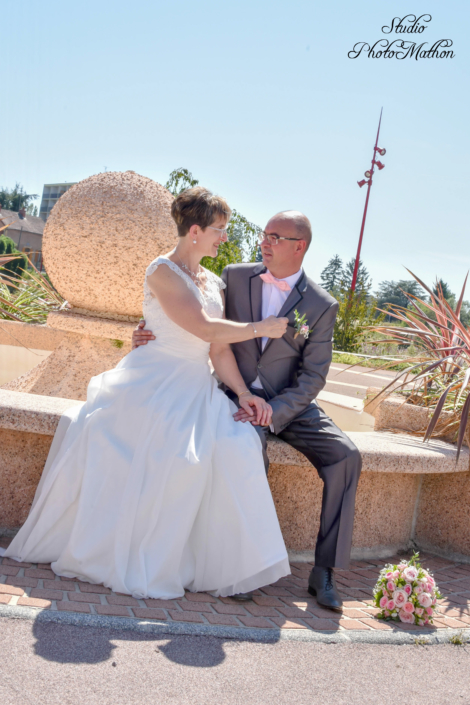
left=387, top=581, right=396, bottom=592
left=387, top=599, right=395, bottom=611
left=399, top=609, right=414, bottom=624
left=379, top=596, right=388, bottom=609
left=385, top=571, right=394, bottom=579
left=415, top=608, right=424, bottom=616
left=419, top=592, right=432, bottom=608
left=393, top=589, right=408, bottom=608
left=432, top=598, right=437, bottom=605
left=424, top=616, right=429, bottom=625
left=393, top=570, right=400, bottom=580
left=426, top=607, right=433, bottom=615
left=384, top=610, right=391, bottom=617
left=414, top=584, right=423, bottom=595
left=404, top=584, right=412, bottom=595
left=403, top=566, right=418, bottom=582
left=403, top=601, right=415, bottom=614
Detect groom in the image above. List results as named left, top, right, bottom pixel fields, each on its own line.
left=132, top=210, right=362, bottom=611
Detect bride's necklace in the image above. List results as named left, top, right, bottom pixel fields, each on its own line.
left=173, top=250, right=204, bottom=287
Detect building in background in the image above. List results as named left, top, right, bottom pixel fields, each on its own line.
left=0, top=207, right=45, bottom=268
left=39, top=182, right=77, bottom=222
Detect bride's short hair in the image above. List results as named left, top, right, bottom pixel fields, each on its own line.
left=171, top=186, right=231, bottom=237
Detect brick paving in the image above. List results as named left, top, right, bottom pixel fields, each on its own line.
left=1, top=541, right=470, bottom=633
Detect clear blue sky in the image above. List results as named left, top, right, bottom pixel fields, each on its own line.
left=1, top=0, right=468, bottom=295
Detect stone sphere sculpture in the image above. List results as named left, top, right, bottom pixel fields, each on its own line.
left=42, top=171, right=177, bottom=318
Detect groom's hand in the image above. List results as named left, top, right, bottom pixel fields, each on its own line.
left=132, top=319, right=156, bottom=350
left=235, top=396, right=272, bottom=427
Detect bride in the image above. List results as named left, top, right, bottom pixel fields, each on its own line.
left=1, top=186, right=291, bottom=599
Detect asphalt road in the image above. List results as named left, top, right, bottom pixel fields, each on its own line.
left=326, top=363, right=400, bottom=399
left=0, top=619, right=469, bottom=705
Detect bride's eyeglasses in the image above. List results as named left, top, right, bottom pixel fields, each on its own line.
left=207, top=226, right=229, bottom=241
left=258, top=231, right=303, bottom=246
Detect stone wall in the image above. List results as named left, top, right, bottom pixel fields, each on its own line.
left=1, top=389, right=469, bottom=561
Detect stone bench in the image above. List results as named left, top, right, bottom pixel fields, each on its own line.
left=0, top=389, right=469, bottom=561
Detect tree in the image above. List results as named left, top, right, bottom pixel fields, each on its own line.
left=333, top=284, right=384, bottom=352
left=375, top=280, right=425, bottom=319
left=460, top=300, right=470, bottom=328
left=341, top=258, right=372, bottom=292
left=320, top=255, right=343, bottom=296
left=26, top=204, right=38, bottom=216
left=165, top=167, right=261, bottom=276
left=0, top=235, right=28, bottom=278
left=0, top=183, right=38, bottom=212
left=433, top=279, right=455, bottom=305
left=165, top=168, right=199, bottom=196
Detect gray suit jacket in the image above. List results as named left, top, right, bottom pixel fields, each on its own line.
left=221, top=262, right=339, bottom=435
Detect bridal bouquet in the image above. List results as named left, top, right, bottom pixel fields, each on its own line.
left=373, top=553, right=442, bottom=626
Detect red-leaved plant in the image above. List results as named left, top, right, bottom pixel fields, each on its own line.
left=366, top=270, right=470, bottom=459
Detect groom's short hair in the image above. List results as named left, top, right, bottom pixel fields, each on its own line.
left=273, top=211, right=312, bottom=251
left=171, top=186, right=231, bottom=237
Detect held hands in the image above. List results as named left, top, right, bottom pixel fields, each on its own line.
left=234, top=394, right=273, bottom=427
left=132, top=319, right=155, bottom=350
left=256, top=316, right=288, bottom=340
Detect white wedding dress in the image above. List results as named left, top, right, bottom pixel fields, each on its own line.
left=1, top=257, right=290, bottom=598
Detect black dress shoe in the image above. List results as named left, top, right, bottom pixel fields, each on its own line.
left=230, top=592, right=254, bottom=601
left=308, top=567, right=343, bottom=611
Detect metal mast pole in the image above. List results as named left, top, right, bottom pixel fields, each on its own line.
left=350, top=108, right=383, bottom=293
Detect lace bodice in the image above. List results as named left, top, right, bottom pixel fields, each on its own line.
left=142, top=256, right=226, bottom=362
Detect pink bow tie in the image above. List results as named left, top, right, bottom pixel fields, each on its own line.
left=260, top=271, right=292, bottom=292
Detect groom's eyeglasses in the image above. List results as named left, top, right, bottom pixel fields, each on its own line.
left=258, top=231, right=304, bottom=246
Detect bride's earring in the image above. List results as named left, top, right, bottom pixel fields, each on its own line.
left=193, top=239, right=197, bottom=244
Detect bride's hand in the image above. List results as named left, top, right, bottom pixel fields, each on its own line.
left=256, top=315, right=288, bottom=339
left=237, top=394, right=273, bottom=427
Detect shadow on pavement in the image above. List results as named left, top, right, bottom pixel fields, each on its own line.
left=32, top=619, right=274, bottom=668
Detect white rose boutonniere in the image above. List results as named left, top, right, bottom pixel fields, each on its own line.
left=293, top=309, right=313, bottom=339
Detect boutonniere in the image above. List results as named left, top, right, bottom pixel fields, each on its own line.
left=293, top=309, right=313, bottom=339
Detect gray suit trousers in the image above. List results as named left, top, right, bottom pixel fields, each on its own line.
left=247, top=389, right=362, bottom=569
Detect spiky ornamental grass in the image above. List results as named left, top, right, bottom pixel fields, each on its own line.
left=0, top=255, right=66, bottom=325
left=367, top=270, right=470, bottom=459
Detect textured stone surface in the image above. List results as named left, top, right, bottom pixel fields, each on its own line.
left=0, top=320, right=66, bottom=350
left=0, top=389, right=82, bottom=434
left=372, top=395, right=434, bottom=433
left=368, top=392, right=465, bottom=447
left=351, top=472, right=420, bottom=549
left=0, top=428, right=52, bottom=526
left=347, top=431, right=469, bottom=474
left=42, top=171, right=177, bottom=317
left=269, top=464, right=420, bottom=552
left=1, top=391, right=469, bottom=555
left=2, top=335, right=130, bottom=400
left=47, top=311, right=136, bottom=340
left=415, top=472, right=470, bottom=557
left=269, top=462, right=321, bottom=550
left=0, top=345, right=52, bottom=387
left=269, top=431, right=469, bottom=474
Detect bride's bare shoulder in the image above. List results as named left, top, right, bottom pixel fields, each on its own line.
left=146, top=256, right=191, bottom=297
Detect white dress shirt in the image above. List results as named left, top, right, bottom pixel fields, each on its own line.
left=251, top=268, right=303, bottom=390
